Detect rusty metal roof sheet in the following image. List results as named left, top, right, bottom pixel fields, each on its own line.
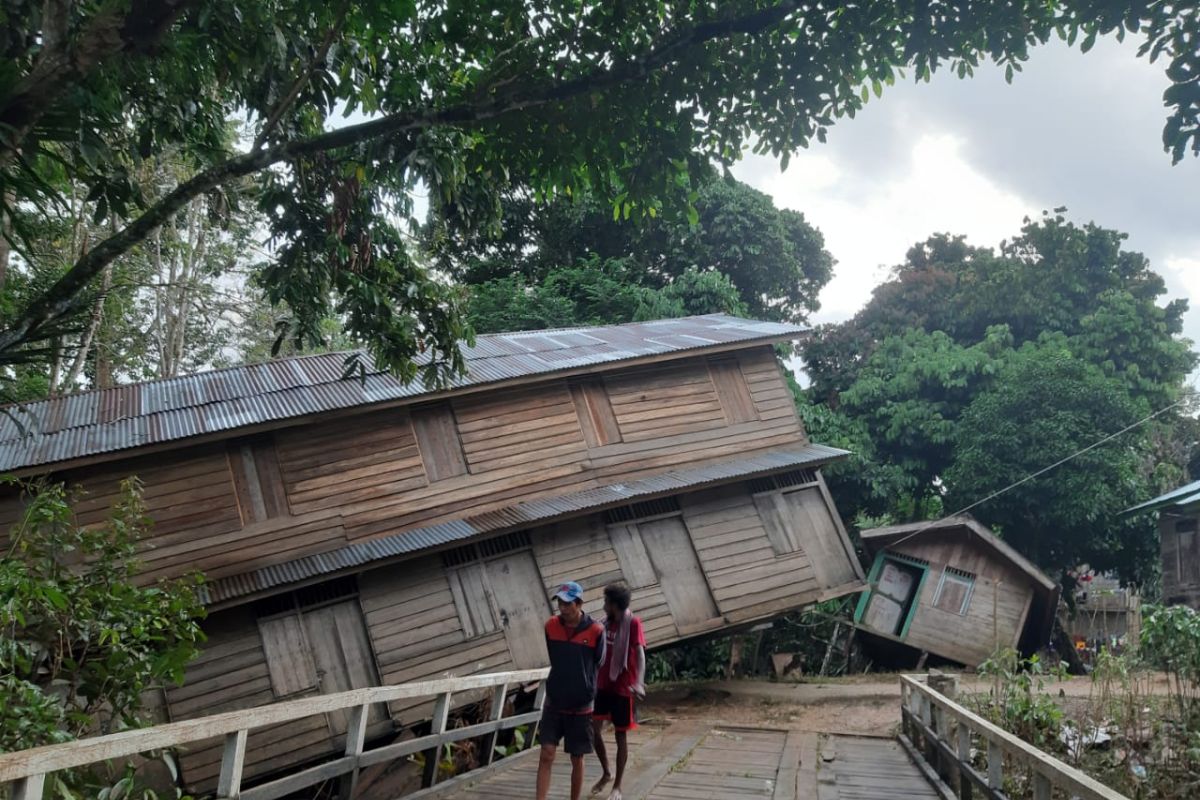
left=0, top=314, right=803, bottom=473
left=200, top=443, right=848, bottom=606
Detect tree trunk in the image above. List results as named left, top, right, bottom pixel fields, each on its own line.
left=61, top=263, right=113, bottom=391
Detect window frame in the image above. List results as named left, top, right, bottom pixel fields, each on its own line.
left=931, top=567, right=976, bottom=616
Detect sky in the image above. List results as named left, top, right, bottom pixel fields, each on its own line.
left=729, top=37, right=1200, bottom=345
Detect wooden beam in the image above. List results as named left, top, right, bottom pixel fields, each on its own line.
left=216, top=729, right=248, bottom=799
left=12, top=774, right=43, bottom=800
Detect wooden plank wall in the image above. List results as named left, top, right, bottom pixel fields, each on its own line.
left=681, top=485, right=821, bottom=624
left=885, top=535, right=1035, bottom=666
left=3, top=346, right=810, bottom=589
left=1160, top=515, right=1200, bottom=608
left=165, top=607, right=332, bottom=794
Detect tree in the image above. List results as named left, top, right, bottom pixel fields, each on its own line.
left=944, top=344, right=1159, bottom=583
left=428, top=177, right=832, bottom=323
left=465, top=258, right=747, bottom=334
left=3, top=2, right=1199, bottom=388
left=799, top=216, right=1196, bottom=583
left=1, top=478, right=206, bottom=790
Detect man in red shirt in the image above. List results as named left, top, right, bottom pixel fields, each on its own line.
left=537, top=581, right=606, bottom=800
left=590, top=583, right=646, bottom=800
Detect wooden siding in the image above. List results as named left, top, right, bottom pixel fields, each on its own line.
left=1162, top=513, right=1200, bottom=608
left=881, top=533, right=1037, bottom=666
left=0, top=347, right=808, bottom=589
left=166, top=607, right=333, bottom=794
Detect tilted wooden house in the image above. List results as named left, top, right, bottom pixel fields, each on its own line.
left=852, top=515, right=1058, bottom=668
left=0, top=315, right=865, bottom=793
left=1125, top=480, right=1200, bottom=609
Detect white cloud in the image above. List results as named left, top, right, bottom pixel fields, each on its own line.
left=736, top=133, right=1037, bottom=323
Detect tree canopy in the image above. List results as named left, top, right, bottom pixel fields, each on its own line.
left=428, top=177, right=832, bottom=324
left=800, top=214, right=1196, bottom=586
left=3, top=1, right=1199, bottom=391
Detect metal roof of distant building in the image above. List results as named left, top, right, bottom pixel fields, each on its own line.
left=1124, top=478, right=1200, bottom=515
left=200, top=443, right=848, bottom=606
left=0, top=314, right=804, bottom=473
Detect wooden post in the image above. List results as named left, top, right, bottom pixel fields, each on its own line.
left=529, top=681, right=548, bottom=751
left=987, top=740, right=1003, bottom=791
left=339, top=704, right=370, bottom=799
left=1033, top=772, right=1052, bottom=800
left=957, top=724, right=973, bottom=800
left=484, top=682, right=509, bottom=766
left=217, top=729, right=248, bottom=799
left=421, top=692, right=453, bottom=788
left=919, top=694, right=934, bottom=764
left=12, top=774, right=45, bottom=800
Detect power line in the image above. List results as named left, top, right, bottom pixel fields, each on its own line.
left=885, top=387, right=1195, bottom=550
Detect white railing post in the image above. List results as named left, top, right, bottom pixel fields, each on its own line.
left=216, top=729, right=248, bottom=799
left=484, top=682, right=509, bottom=766
left=956, top=723, right=973, bottom=800
left=12, top=774, right=45, bottom=800
left=987, top=740, right=1003, bottom=791
left=421, top=691, right=453, bottom=788
left=1033, top=771, right=1052, bottom=800
left=338, top=703, right=371, bottom=798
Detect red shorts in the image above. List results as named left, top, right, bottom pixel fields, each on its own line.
left=592, top=690, right=638, bottom=731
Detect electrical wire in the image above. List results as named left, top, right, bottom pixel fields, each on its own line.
left=883, top=386, right=1196, bottom=550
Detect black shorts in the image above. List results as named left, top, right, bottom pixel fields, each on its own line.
left=538, top=708, right=594, bottom=756
left=593, top=690, right=638, bottom=732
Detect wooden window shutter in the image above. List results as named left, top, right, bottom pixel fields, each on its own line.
left=708, top=357, right=758, bottom=424
left=412, top=403, right=468, bottom=481
left=751, top=493, right=802, bottom=556
left=607, top=522, right=658, bottom=589
left=570, top=378, right=622, bottom=447
left=257, top=613, right=319, bottom=697
left=447, top=563, right=500, bottom=638
left=229, top=435, right=289, bottom=524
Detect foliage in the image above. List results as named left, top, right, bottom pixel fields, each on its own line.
left=0, top=478, right=206, bottom=796
left=465, top=257, right=747, bottom=334
left=972, top=647, right=1068, bottom=749
left=798, top=215, right=1196, bottom=583
left=647, top=636, right=732, bottom=683
left=3, top=3, right=1200, bottom=387
left=430, top=177, right=831, bottom=324
left=1140, top=605, right=1200, bottom=721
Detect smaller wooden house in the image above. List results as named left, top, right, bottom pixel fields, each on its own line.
left=1125, top=480, right=1200, bottom=609
left=851, top=515, right=1058, bottom=668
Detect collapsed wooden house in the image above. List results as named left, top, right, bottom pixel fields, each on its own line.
left=0, top=314, right=865, bottom=793
left=851, top=515, right=1058, bottom=668
left=1125, top=480, right=1200, bottom=609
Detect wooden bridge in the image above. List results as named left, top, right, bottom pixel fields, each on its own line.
left=0, top=671, right=1129, bottom=800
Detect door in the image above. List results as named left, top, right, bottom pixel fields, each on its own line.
left=781, top=487, right=860, bottom=588
left=637, top=517, right=721, bottom=630
left=302, top=600, right=388, bottom=735
left=485, top=552, right=552, bottom=669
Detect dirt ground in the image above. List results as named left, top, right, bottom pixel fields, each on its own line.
left=639, top=672, right=1177, bottom=736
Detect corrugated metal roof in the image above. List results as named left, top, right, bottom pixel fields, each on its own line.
left=200, top=444, right=848, bottom=606
left=1123, top=478, right=1200, bottom=515
left=0, top=314, right=803, bottom=473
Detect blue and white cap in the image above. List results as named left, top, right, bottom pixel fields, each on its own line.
left=554, top=581, right=584, bottom=603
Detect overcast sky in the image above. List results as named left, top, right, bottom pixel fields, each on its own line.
left=731, top=37, right=1200, bottom=348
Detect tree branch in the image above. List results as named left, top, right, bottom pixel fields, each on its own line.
left=0, top=0, right=199, bottom=167
left=0, top=1, right=802, bottom=356
left=254, top=7, right=350, bottom=151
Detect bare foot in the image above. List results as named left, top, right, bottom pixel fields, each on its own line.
left=607, top=789, right=623, bottom=800
left=590, top=775, right=611, bottom=796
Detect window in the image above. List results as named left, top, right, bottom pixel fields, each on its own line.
left=443, top=531, right=534, bottom=638
left=605, top=498, right=682, bottom=589
left=1178, top=518, right=1200, bottom=584
left=412, top=403, right=468, bottom=481
left=570, top=378, right=622, bottom=447
left=228, top=435, right=289, bottom=523
left=932, top=567, right=976, bottom=615
left=708, top=356, right=758, bottom=424
left=854, top=553, right=928, bottom=638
